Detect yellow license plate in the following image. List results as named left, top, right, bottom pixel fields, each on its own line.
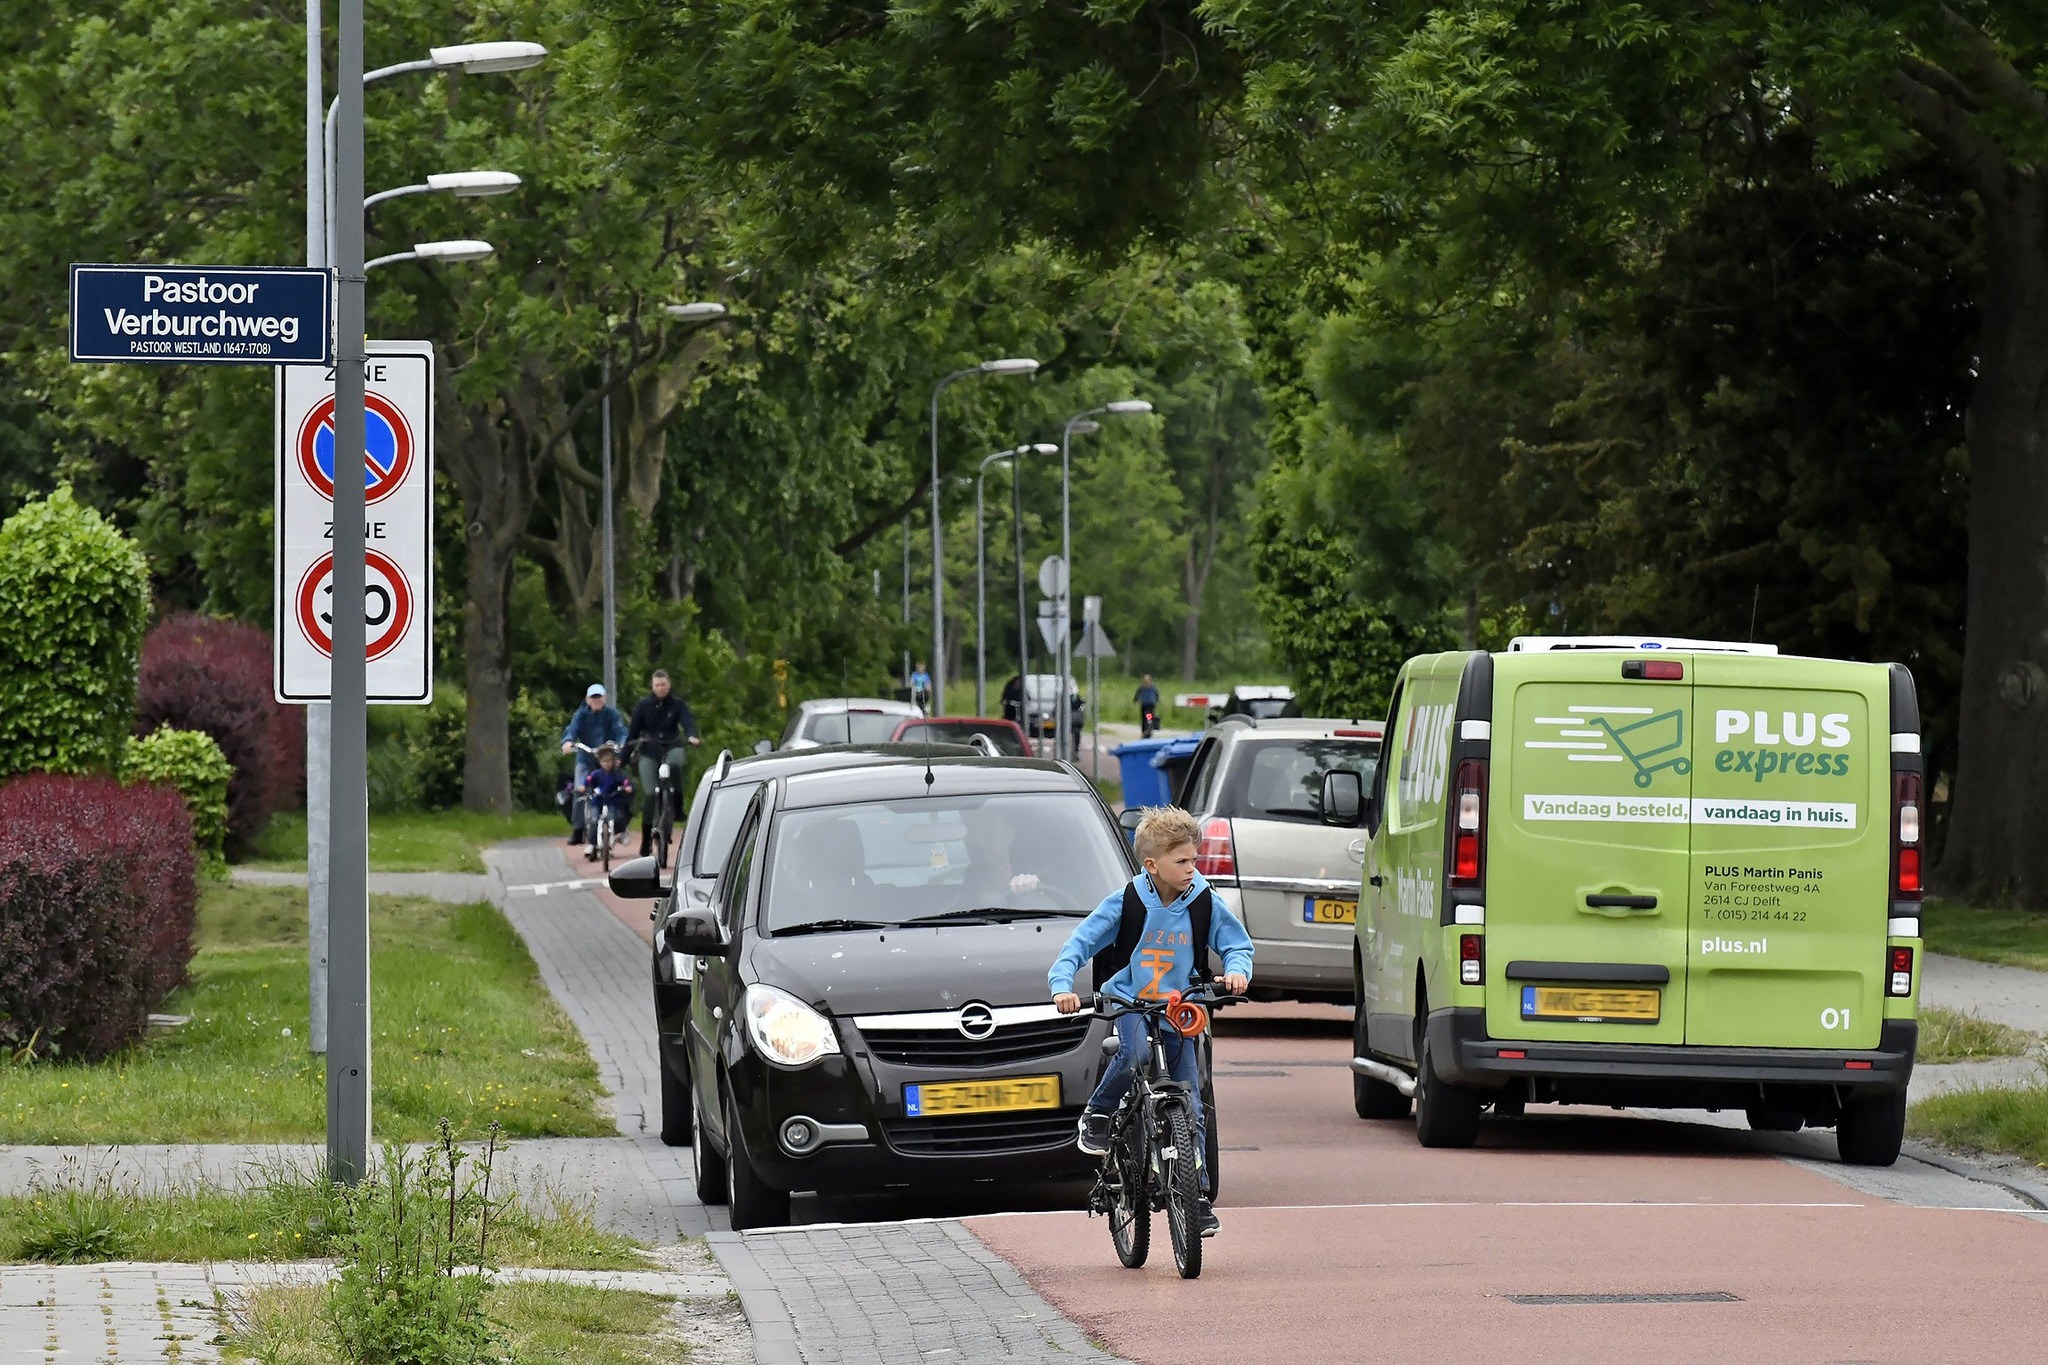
left=1521, top=986, right=1661, bottom=1023
left=904, top=1074, right=1061, bottom=1118
left=1305, top=897, right=1358, bottom=925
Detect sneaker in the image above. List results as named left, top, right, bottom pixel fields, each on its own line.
left=1076, top=1110, right=1111, bottom=1156
left=1197, top=1199, right=1220, bottom=1237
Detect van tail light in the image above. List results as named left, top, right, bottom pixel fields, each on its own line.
left=1886, top=945, right=1915, bottom=998
left=1449, top=759, right=1488, bottom=887
left=1459, top=933, right=1483, bottom=985
left=1893, top=771, right=1923, bottom=899
left=1195, top=816, right=1237, bottom=879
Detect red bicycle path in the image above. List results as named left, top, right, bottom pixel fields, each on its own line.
left=966, top=1005, right=2048, bottom=1364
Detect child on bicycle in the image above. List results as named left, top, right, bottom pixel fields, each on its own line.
left=1050, top=806, right=1253, bottom=1234
left=580, top=743, right=634, bottom=854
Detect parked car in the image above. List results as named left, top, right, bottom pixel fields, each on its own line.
left=1019, top=673, right=1082, bottom=739
left=1173, top=716, right=1383, bottom=1003
left=889, top=716, right=1031, bottom=756
left=632, top=742, right=980, bottom=1145
left=779, top=697, right=923, bottom=749
left=635, top=753, right=1130, bottom=1229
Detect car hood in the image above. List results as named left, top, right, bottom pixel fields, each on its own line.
left=745, top=919, right=1080, bottom=1016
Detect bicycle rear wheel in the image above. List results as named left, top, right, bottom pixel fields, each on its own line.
left=600, top=813, right=614, bottom=872
left=1162, top=1104, right=1204, bottom=1279
left=1107, top=1110, right=1150, bottom=1269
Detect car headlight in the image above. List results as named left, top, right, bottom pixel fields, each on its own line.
left=742, top=984, right=841, bottom=1068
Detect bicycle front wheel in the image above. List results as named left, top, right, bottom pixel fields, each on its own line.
left=1162, top=1104, right=1204, bottom=1279
left=1107, top=1113, right=1150, bottom=1269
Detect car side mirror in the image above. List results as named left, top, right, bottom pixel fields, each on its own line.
left=752, top=738, right=773, bottom=755
left=609, top=856, right=663, bottom=899
left=663, top=907, right=728, bottom=955
left=1321, top=771, right=1364, bottom=827
left=1117, top=807, right=1144, bottom=844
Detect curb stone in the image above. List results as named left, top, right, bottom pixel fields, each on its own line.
left=705, top=1232, right=804, bottom=1365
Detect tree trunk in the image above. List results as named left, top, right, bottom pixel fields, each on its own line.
left=1935, top=165, right=2048, bottom=902
left=1180, top=600, right=1201, bottom=677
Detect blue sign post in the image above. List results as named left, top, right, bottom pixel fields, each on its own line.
left=70, top=263, right=331, bottom=366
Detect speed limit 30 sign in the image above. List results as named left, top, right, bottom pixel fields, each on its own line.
left=273, top=341, right=434, bottom=703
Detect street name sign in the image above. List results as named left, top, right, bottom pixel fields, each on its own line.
left=274, top=342, right=434, bottom=703
left=71, top=264, right=331, bottom=366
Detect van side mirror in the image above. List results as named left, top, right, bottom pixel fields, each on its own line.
left=663, top=907, right=729, bottom=955
left=1321, top=771, right=1364, bottom=827
left=609, top=856, right=663, bottom=899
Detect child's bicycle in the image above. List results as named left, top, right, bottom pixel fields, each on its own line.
left=1087, top=987, right=1239, bottom=1280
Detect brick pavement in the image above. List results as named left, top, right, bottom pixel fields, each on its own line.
left=712, top=1223, right=1124, bottom=1365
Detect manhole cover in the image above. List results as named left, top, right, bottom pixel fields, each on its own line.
left=1509, top=1292, right=1741, bottom=1306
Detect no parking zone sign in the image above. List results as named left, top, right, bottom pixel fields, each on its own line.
left=274, top=341, right=434, bottom=703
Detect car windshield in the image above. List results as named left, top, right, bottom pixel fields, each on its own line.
left=761, top=792, right=1126, bottom=935
left=896, top=722, right=1028, bottom=756
left=692, top=780, right=761, bottom=879
left=802, top=709, right=900, bottom=744
left=1233, top=739, right=1380, bottom=822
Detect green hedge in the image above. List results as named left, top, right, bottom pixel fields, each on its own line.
left=0, top=487, right=151, bottom=778
left=122, top=726, right=233, bottom=877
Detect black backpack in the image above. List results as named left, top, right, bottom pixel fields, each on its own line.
left=1091, top=882, right=1215, bottom=994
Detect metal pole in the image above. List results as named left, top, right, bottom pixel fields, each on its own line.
left=929, top=382, right=946, bottom=717
left=975, top=466, right=988, bottom=718
left=305, top=0, right=329, bottom=1057
left=1013, top=457, right=1029, bottom=753
left=1091, top=651, right=1100, bottom=781
left=1059, top=421, right=1074, bottom=762
left=601, top=354, right=616, bottom=703
left=328, top=0, right=371, bottom=1186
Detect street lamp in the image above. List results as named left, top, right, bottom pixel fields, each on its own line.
left=976, top=444, right=1058, bottom=716
left=364, top=238, right=495, bottom=271
left=1057, top=400, right=1153, bottom=761
left=929, top=358, right=1039, bottom=715
left=363, top=170, right=521, bottom=210
left=601, top=302, right=733, bottom=700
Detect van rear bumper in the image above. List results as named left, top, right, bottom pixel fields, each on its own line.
left=1431, top=1008, right=1916, bottom=1093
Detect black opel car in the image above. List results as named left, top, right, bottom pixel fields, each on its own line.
left=637, top=754, right=1131, bottom=1229
left=630, top=743, right=979, bottom=1144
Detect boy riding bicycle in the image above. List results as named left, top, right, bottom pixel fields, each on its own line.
left=1050, top=806, right=1253, bottom=1235
left=579, top=744, right=634, bottom=855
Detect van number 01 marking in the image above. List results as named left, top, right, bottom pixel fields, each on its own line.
left=1821, top=1008, right=1852, bottom=1031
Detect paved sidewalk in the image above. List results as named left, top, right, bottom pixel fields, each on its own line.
left=228, top=867, right=494, bottom=902
left=1923, top=951, right=2048, bottom=1035
left=712, top=1223, right=1124, bottom=1365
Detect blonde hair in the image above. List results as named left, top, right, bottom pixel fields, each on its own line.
left=1133, top=806, right=1201, bottom=862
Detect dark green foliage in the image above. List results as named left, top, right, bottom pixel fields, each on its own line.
left=121, top=727, right=233, bottom=876
left=0, top=488, right=150, bottom=778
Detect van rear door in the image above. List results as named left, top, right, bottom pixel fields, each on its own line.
left=1487, top=654, right=1692, bottom=1044
left=1685, top=656, right=1886, bottom=1048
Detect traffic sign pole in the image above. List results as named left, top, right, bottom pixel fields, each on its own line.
left=304, top=0, right=329, bottom=1059
left=327, top=0, right=372, bottom=1186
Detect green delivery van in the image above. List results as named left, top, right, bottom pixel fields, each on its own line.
left=1328, top=636, right=1924, bottom=1165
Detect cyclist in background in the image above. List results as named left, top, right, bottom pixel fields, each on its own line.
left=626, top=668, right=701, bottom=857
left=580, top=743, right=634, bottom=857
left=1135, top=675, right=1161, bottom=738
left=909, top=660, right=934, bottom=712
left=560, top=683, right=627, bottom=842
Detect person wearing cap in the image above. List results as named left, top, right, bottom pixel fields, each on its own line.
left=560, top=684, right=628, bottom=842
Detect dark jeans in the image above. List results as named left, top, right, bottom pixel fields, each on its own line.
left=636, top=745, right=690, bottom=835
left=1087, top=1012, right=1206, bottom=1160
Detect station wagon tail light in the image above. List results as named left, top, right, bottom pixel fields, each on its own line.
left=1887, top=945, right=1915, bottom=998
left=743, top=984, right=841, bottom=1068
left=1195, top=816, right=1237, bottom=878
left=1449, top=759, right=1487, bottom=887
left=1893, top=771, right=1923, bottom=899
left=1459, top=933, right=1483, bottom=985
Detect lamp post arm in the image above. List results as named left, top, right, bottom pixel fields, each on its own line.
left=364, top=250, right=421, bottom=271
left=363, top=183, right=432, bottom=210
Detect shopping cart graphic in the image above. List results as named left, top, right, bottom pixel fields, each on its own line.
left=1591, top=709, right=1691, bottom=788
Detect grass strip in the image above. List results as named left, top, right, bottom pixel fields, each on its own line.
left=1921, top=899, right=2048, bottom=974
left=1916, top=1006, right=2036, bottom=1063
left=1910, top=1083, right=2048, bottom=1168
left=226, top=1281, right=676, bottom=1365
left=0, top=883, right=610, bottom=1143
left=0, top=1167, right=642, bottom=1268
left=244, top=808, right=565, bottom=873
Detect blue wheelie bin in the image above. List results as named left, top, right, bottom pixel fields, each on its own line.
left=1151, top=735, right=1202, bottom=806
left=1110, top=737, right=1174, bottom=810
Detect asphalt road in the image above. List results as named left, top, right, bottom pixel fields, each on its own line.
left=967, top=1004, right=2048, bottom=1365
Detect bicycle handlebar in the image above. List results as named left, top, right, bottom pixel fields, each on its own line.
left=1093, top=988, right=1244, bottom=1018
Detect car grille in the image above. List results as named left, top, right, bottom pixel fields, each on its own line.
left=882, top=1111, right=1080, bottom=1156
left=860, top=1015, right=1092, bottom=1068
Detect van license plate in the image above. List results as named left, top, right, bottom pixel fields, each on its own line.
left=1521, top=986, right=1660, bottom=1024
left=1304, top=897, right=1358, bottom=925
left=903, top=1075, right=1061, bottom=1118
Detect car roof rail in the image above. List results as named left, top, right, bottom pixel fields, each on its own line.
left=711, top=748, right=732, bottom=782
left=966, top=733, right=1000, bottom=757
left=1507, top=634, right=1779, bottom=655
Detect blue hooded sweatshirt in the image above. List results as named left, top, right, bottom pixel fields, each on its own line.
left=1048, top=869, right=1254, bottom=1003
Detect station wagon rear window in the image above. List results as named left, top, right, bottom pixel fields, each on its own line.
left=1228, top=739, right=1381, bottom=823
left=761, top=793, right=1125, bottom=933
left=801, top=709, right=902, bottom=744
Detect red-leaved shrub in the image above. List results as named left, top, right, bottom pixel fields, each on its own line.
left=137, top=613, right=305, bottom=849
left=0, top=773, right=199, bottom=1060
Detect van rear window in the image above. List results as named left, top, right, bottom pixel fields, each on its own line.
left=1225, top=739, right=1380, bottom=823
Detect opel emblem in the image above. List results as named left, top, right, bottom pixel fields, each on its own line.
left=956, top=1002, right=997, bottom=1041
